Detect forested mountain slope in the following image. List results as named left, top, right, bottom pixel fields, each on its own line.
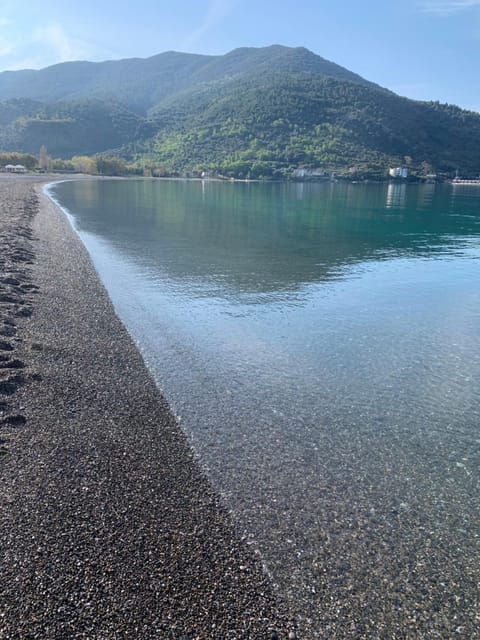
left=0, top=45, right=478, bottom=178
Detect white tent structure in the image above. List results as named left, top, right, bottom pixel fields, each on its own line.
left=2, top=164, right=26, bottom=172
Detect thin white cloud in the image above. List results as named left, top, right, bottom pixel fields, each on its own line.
left=1, top=22, right=120, bottom=71
left=33, top=23, right=94, bottom=63
left=182, top=0, right=240, bottom=50
left=420, top=0, right=480, bottom=14
left=0, top=23, right=95, bottom=71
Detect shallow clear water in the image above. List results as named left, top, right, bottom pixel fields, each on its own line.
left=49, top=179, right=480, bottom=638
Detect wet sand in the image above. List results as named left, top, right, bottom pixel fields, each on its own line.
left=0, top=174, right=295, bottom=639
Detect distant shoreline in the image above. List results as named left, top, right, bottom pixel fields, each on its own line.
left=1, top=169, right=467, bottom=186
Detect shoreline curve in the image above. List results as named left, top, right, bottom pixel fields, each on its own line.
left=0, top=174, right=295, bottom=639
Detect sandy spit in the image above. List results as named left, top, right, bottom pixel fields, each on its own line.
left=0, top=175, right=296, bottom=639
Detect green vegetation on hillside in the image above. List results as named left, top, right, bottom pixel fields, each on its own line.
left=133, top=73, right=480, bottom=179
left=0, top=99, right=141, bottom=158
left=0, top=46, right=479, bottom=180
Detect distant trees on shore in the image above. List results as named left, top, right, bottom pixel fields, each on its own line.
left=0, top=152, right=38, bottom=170
left=0, top=150, right=141, bottom=177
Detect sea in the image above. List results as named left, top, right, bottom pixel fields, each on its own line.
left=48, top=178, right=480, bottom=638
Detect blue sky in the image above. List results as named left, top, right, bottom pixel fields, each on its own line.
left=0, top=0, right=479, bottom=111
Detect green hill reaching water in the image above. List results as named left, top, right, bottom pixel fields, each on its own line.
left=0, top=45, right=478, bottom=179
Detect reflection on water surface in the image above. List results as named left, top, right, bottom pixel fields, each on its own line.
left=50, top=179, right=480, bottom=639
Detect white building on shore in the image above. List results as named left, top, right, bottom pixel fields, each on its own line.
left=389, top=166, right=408, bottom=179
left=2, top=164, right=26, bottom=173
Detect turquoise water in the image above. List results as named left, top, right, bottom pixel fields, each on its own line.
left=49, top=179, right=480, bottom=638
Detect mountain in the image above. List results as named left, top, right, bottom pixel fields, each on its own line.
left=0, top=46, right=376, bottom=112
left=0, top=45, right=479, bottom=179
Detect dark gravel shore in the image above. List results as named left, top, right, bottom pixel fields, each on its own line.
left=0, top=175, right=295, bottom=639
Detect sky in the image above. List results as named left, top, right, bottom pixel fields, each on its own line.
left=0, top=0, right=479, bottom=112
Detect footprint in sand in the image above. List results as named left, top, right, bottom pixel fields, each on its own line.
left=15, top=306, right=33, bottom=318
left=0, top=293, right=22, bottom=304
left=0, top=374, right=26, bottom=395
left=19, top=283, right=39, bottom=293
left=0, top=358, right=25, bottom=370
left=0, top=277, right=20, bottom=286
left=0, top=415, right=27, bottom=428
left=0, top=325, right=17, bottom=337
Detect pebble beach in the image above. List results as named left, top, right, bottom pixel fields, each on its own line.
left=0, top=175, right=294, bottom=639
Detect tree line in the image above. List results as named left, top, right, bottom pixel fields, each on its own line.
left=0, top=150, right=143, bottom=177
